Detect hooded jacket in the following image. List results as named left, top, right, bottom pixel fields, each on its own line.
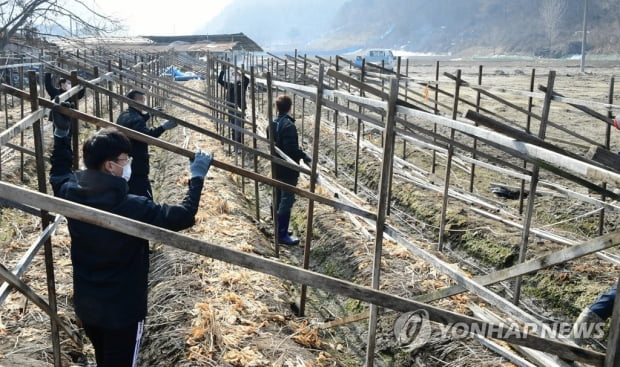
left=49, top=135, right=203, bottom=328
left=116, top=107, right=166, bottom=177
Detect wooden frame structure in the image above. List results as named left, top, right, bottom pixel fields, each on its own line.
left=0, top=47, right=619, bottom=366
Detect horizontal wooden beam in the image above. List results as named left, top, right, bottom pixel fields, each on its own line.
left=0, top=84, right=375, bottom=221
left=0, top=181, right=603, bottom=365
left=0, top=109, right=46, bottom=147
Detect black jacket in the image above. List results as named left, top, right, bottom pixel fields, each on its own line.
left=218, top=70, right=249, bottom=109
left=44, top=72, right=85, bottom=101
left=272, top=114, right=306, bottom=180
left=49, top=135, right=203, bottom=328
left=116, top=107, right=165, bottom=177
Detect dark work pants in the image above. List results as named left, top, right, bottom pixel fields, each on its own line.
left=275, top=176, right=298, bottom=216
left=127, top=175, right=153, bottom=200
left=83, top=319, right=144, bottom=367
left=229, top=108, right=244, bottom=144
left=589, top=283, right=617, bottom=320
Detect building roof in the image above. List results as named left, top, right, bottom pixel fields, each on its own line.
left=53, top=33, right=263, bottom=53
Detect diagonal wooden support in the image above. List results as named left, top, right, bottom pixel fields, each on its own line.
left=0, top=263, right=82, bottom=347
left=415, top=231, right=620, bottom=303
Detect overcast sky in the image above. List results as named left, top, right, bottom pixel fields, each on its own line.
left=92, top=0, right=232, bottom=36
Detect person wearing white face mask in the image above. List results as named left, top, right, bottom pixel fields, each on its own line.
left=49, top=121, right=213, bottom=367
left=117, top=89, right=178, bottom=200
left=44, top=72, right=85, bottom=102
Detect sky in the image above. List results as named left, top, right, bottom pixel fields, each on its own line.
left=91, top=0, right=233, bottom=36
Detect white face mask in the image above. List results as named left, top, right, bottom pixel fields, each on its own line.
left=112, top=158, right=132, bottom=182
left=63, top=83, right=71, bottom=90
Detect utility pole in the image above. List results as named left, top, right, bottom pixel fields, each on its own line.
left=580, top=0, right=588, bottom=73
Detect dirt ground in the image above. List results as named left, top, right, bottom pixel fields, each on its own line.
left=1, top=58, right=620, bottom=366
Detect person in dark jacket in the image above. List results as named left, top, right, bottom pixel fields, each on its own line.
left=272, top=95, right=312, bottom=245
left=116, top=90, right=178, bottom=199
left=49, top=118, right=212, bottom=367
left=45, top=72, right=85, bottom=102
left=218, top=65, right=249, bottom=146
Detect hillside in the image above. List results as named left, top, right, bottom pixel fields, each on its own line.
left=200, top=0, right=620, bottom=56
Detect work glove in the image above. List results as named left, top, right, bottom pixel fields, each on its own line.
left=153, top=106, right=164, bottom=112
left=51, top=102, right=72, bottom=138
left=302, top=152, right=312, bottom=164
left=614, top=115, right=620, bottom=130
left=161, top=120, right=177, bottom=130
left=190, top=150, right=213, bottom=179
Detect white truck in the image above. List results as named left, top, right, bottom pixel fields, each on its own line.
left=354, top=49, right=395, bottom=71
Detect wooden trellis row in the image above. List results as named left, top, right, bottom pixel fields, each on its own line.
left=0, top=47, right=620, bottom=366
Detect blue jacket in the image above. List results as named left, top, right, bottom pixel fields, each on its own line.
left=49, top=135, right=203, bottom=328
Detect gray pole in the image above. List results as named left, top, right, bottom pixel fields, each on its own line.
left=580, top=0, right=588, bottom=73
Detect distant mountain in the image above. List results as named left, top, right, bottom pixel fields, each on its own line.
left=199, top=0, right=620, bottom=57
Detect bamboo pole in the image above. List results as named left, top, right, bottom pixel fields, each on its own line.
left=431, top=61, right=439, bottom=174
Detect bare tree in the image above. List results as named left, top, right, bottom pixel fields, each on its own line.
left=0, top=0, right=121, bottom=50
left=540, top=0, right=567, bottom=51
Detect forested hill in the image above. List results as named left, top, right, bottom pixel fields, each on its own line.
left=200, top=0, right=620, bottom=56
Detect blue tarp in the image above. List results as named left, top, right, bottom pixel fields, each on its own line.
left=161, top=66, right=205, bottom=81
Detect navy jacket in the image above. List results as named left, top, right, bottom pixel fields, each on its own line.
left=218, top=70, right=249, bottom=109
left=116, top=107, right=166, bottom=177
left=272, top=114, right=306, bottom=180
left=49, top=135, right=204, bottom=328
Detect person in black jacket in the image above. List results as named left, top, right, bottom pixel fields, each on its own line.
left=49, top=118, right=212, bottom=367
left=116, top=90, right=178, bottom=199
left=272, top=95, right=312, bottom=245
left=218, top=65, right=249, bottom=146
left=44, top=72, right=85, bottom=102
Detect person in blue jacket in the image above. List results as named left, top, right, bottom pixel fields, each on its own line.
left=116, top=90, right=178, bottom=199
left=271, top=95, right=312, bottom=245
left=49, top=112, right=212, bottom=367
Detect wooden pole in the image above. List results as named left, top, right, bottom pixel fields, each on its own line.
left=266, top=72, right=279, bottom=257
left=334, top=57, right=339, bottom=177
left=299, top=65, right=325, bottom=316
left=365, top=77, right=400, bottom=367
left=250, top=67, right=260, bottom=222
left=604, top=276, right=620, bottom=366
left=431, top=61, right=439, bottom=174
left=70, top=70, right=79, bottom=170
left=513, top=71, right=556, bottom=305
left=468, top=65, right=483, bottom=192
left=519, top=68, right=536, bottom=214
left=438, top=69, right=461, bottom=251
left=599, top=76, right=614, bottom=235
left=354, top=60, right=366, bottom=194
left=28, top=71, right=61, bottom=367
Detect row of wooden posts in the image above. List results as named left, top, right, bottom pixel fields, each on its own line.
left=0, top=47, right=619, bottom=366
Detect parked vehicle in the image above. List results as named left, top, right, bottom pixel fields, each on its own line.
left=354, top=49, right=395, bottom=71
